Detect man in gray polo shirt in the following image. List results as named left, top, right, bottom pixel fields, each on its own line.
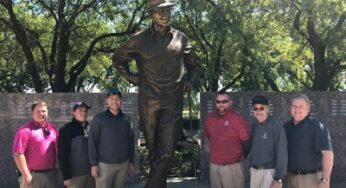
left=88, top=88, right=135, bottom=188
left=247, top=95, right=287, bottom=188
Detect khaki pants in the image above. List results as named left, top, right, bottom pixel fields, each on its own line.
left=95, top=161, right=128, bottom=188
left=287, top=171, right=322, bottom=188
left=67, top=175, right=95, bottom=188
left=210, top=162, right=244, bottom=188
left=250, top=167, right=276, bottom=188
left=19, top=170, right=58, bottom=188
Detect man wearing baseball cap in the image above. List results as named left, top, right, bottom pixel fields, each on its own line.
left=58, top=102, right=95, bottom=188
left=88, top=88, right=135, bottom=188
left=113, top=0, right=201, bottom=187
left=247, top=95, right=287, bottom=188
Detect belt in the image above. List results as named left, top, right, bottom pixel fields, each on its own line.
left=289, top=169, right=321, bottom=175
left=252, top=165, right=272, bottom=170
left=17, top=169, right=52, bottom=177
left=30, top=169, right=52, bottom=173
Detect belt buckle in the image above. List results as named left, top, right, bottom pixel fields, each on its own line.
left=253, top=165, right=264, bottom=170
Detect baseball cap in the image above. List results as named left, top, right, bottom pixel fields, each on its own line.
left=107, top=88, right=122, bottom=98
left=73, top=102, right=90, bottom=111
left=251, top=95, right=269, bottom=106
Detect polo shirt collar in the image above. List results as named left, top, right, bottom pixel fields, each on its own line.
left=106, top=108, right=123, bottom=118
left=31, top=119, right=47, bottom=128
left=217, top=109, right=233, bottom=117
left=256, top=115, right=272, bottom=125
left=71, top=118, right=89, bottom=126
left=150, top=24, right=173, bottom=37
left=290, top=114, right=311, bottom=127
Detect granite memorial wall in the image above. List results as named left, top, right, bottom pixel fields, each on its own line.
left=1, top=92, right=345, bottom=187
left=200, top=92, right=346, bottom=183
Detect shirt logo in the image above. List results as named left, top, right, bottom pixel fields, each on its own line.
left=224, top=121, right=231, bottom=127
left=262, top=133, right=268, bottom=139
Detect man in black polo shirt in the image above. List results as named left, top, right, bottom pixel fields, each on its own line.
left=58, top=102, right=95, bottom=188
left=284, top=94, right=333, bottom=188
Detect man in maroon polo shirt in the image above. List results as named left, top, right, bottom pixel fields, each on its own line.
left=204, top=91, right=251, bottom=188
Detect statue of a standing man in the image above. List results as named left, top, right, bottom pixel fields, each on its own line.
left=112, top=0, right=201, bottom=187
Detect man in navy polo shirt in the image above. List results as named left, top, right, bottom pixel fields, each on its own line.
left=284, top=94, right=333, bottom=188
left=89, top=88, right=134, bottom=188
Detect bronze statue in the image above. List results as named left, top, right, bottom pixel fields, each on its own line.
left=112, top=0, right=201, bottom=187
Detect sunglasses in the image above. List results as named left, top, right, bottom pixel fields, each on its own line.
left=253, top=107, right=265, bottom=111
left=216, top=100, right=229, bottom=104
left=43, top=127, right=50, bottom=136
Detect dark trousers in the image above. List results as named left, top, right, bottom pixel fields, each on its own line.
left=139, top=97, right=182, bottom=188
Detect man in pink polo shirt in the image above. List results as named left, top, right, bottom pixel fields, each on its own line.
left=13, top=100, right=58, bottom=188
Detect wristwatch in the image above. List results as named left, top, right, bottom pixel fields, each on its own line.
left=274, top=178, right=283, bottom=184
left=320, top=178, right=329, bottom=183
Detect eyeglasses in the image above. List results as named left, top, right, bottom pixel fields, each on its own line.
left=253, top=107, right=265, bottom=111
left=43, top=127, right=50, bottom=136
left=215, top=100, right=229, bottom=104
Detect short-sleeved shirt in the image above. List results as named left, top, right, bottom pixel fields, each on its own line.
left=204, top=110, right=250, bottom=164
left=284, top=115, right=332, bottom=171
left=249, top=116, right=287, bottom=179
left=13, top=120, right=58, bottom=170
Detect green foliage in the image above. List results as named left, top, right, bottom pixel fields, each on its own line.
left=0, top=0, right=345, bottom=92
left=138, top=145, right=200, bottom=177
left=0, top=0, right=147, bottom=92
left=138, top=147, right=150, bottom=176
left=0, top=29, right=33, bottom=92
left=170, top=146, right=199, bottom=177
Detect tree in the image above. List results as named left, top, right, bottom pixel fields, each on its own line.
left=183, top=0, right=346, bottom=92
left=176, top=0, right=249, bottom=92
left=0, top=0, right=345, bottom=92
left=0, top=0, right=147, bottom=92
left=286, top=0, right=346, bottom=90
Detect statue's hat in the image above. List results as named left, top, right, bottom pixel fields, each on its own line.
left=148, top=0, right=174, bottom=10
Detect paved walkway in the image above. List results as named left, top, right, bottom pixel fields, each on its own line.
left=126, top=177, right=346, bottom=188
left=126, top=177, right=208, bottom=188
